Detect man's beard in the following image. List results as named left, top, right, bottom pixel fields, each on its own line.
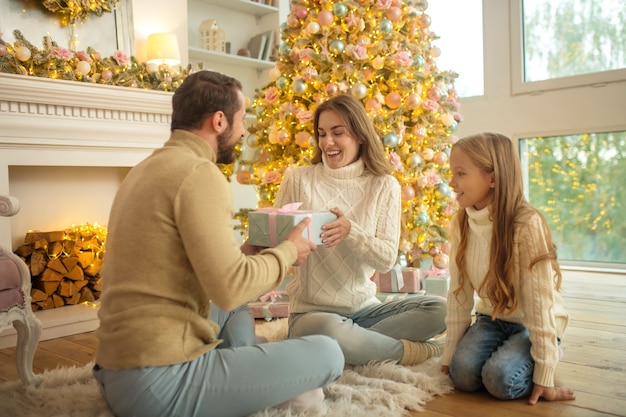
left=216, top=128, right=236, bottom=164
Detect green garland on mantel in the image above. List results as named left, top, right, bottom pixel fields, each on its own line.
left=41, top=0, right=120, bottom=24
left=0, top=30, right=192, bottom=92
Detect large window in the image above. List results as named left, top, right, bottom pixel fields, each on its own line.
left=519, top=131, right=626, bottom=267
left=428, top=0, right=484, bottom=98
left=511, top=0, right=626, bottom=94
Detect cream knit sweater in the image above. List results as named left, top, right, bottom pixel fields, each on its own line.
left=275, top=159, right=401, bottom=316
left=440, top=206, right=569, bottom=388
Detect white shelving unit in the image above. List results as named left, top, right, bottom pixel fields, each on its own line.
left=188, top=47, right=275, bottom=72
left=198, top=0, right=279, bottom=16
left=187, top=0, right=286, bottom=97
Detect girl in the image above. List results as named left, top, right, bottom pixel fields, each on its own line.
left=441, top=132, right=576, bottom=404
left=276, top=94, right=447, bottom=366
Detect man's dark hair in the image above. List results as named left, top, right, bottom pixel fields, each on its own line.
left=171, top=70, right=243, bottom=132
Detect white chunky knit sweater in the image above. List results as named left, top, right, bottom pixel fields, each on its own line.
left=275, top=159, right=401, bottom=316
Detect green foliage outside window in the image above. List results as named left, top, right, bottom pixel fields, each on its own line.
left=520, top=131, right=626, bottom=265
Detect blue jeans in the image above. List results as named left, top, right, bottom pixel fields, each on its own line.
left=288, top=296, right=447, bottom=365
left=93, top=304, right=344, bottom=417
left=449, top=313, right=537, bottom=400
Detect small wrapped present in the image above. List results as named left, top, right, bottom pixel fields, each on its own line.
left=423, top=267, right=450, bottom=296
left=375, top=291, right=425, bottom=303
left=248, top=290, right=290, bottom=321
left=248, top=203, right=337, bottom=247
left=419, top=254, right=433, bottom=273
left=372, top=266, right=421, bottom=293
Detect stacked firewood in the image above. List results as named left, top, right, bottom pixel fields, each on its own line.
left=14, top=226, right=106, bottom=311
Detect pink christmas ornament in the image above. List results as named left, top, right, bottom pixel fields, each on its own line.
left=236, top=170, right=251, bottom=184
left=406, top=93, right=422, bottom=109
left=386, top=7, right=402, bottom=22
left=433, top=151, right=448, bottom=166
left=401, top=185, right=416, bottom=201
left=365, top=98, right=381, bottom=112
left=325, top=83, right=339, bottom=95
left=385, top=92, right=402, bottom=109
left=101, top=69, right=113, bottom=81
left=294, top=6, right=308, bottom=19
left=318, top=10, right=334, bottom=26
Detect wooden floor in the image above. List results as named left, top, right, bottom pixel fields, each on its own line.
left=0, top=270, right=624, bottom=417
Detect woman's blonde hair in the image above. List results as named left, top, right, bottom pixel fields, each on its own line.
left=452, top=133, right=562, bottom=317
left=311, top=94, right=391, bottom=176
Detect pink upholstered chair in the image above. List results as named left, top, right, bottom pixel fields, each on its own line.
left=0, top=195, right=42, bottom=384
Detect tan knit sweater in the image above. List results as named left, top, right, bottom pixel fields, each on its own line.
left=95, top=130, right=296, bottom=369
left=440, top=206, right=569, bottom=388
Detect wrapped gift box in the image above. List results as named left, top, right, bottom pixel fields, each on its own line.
left=248, top=290, right=290, bottom=321
left=248, top=300, right=289, bottom=321
left=419, top=255, right=433, bottom=273
left=248, top=203, right=336, bottom=247
left=423, top=275, right=450, bottom=297
left=372, top=267, right=421, bottom=293
left=375, top=291, right=425, bottom=303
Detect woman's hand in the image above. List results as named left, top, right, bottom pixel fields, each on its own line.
left=528, top=384, right=576, bottom=404
left=321, top=207, right=351, bottom=248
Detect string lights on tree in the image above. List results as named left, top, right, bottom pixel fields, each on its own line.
left=237, top=0, right=462, bottom=264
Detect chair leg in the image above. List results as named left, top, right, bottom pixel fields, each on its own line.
left=13, top=313, right=43, bottom=385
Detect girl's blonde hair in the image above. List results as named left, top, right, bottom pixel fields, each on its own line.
left=311, top=94, right=391, bottom=176
left=452, top=133, right=562, bottom=317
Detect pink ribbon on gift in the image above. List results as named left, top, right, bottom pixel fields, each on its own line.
left=424, top=266, right=449, bottom=277
left=256, top=202, right=314, bottom=246
left=259, top=290, right=288, bottom=303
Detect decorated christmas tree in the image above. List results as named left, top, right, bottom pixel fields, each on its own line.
left=236, top=0, right=462, bottom=265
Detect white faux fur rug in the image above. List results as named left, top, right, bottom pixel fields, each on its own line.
left=0, top=320, right=453, bottom=417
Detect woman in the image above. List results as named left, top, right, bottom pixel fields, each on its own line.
left=276, top=94, right=447, bottom=366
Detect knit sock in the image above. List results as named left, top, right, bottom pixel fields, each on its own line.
left=275, top=388, right=324, bottom=411
left=399, top=339, right=443, bottom=366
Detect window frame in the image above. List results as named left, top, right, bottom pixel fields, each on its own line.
left=509, top=0, right=626, bottom=95
left=514, top=127, right=626, bottom=271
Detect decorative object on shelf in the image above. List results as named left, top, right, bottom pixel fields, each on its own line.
left=262, top=30, right=276, bottom=61
left=199, top=19, right=226, bottom=53
left=247, top=32, right=268, bottom=60
left=146, top=33, right=181, bottom=66
left=0, top=30, right=191, bottom=92
left=236, top=48, right=251, bottom=57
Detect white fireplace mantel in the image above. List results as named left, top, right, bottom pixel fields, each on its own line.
left=0, top=73, right=175, bottom=348
left=0, top=73, right=173, bottom=248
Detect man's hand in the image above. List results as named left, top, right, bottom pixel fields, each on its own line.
left=285, top=217, right=316, bottom=266
left=528, top=384, right=575, bottom=405
left=240, top=241, right=264, bottom=256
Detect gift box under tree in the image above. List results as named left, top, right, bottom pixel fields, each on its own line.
left=247, top=203, right=336, bottom=247
left=422, top=267, right=450, bottom=297
left=372, top=266, right=421, bottom=293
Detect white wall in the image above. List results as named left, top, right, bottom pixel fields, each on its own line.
left=456, top=0, right=626, bottom=141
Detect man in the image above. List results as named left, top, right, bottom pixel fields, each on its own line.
left=93, top=70, right=344, bottom=417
